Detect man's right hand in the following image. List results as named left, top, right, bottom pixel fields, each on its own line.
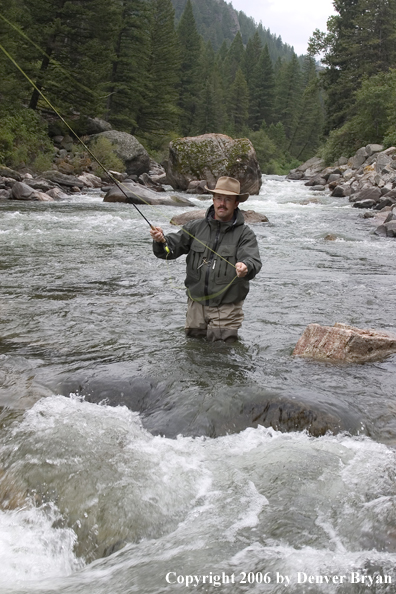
left=150, top=226, right=166, bottom=243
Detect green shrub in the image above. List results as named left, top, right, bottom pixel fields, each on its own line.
left=88, top=137, right=125, bottom=178
left=0, top=109, right=53, bottom=169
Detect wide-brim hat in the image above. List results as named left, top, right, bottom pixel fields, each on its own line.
left=205, top=176, right=249, bottom=202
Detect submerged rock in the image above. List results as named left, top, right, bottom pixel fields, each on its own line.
left=170, top=208, right=269, bottom=225
left=58, top=368, right=365, bottom=439
left=293, top=322, right=396, bottom=363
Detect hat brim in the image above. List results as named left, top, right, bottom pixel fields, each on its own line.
left=204, top=186, right=249, bottom=202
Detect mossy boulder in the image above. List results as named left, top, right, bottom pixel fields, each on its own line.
left=166, top=133, right=262, bottom=195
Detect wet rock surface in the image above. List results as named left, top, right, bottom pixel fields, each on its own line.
left=57, top=368, right=366, bottom=439
left=293, top=322, right=396, bottom=363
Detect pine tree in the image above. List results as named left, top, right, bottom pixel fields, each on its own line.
left=135, top=0, right=180, bottom=141
left=242, top=31, right=262, bottom=83
left=223, top=31, right=245, bottom=85
left=288, top=57, right=324, bottom=160
left=249, top=45, right=275, bottom=130
left=106, top=0, right=152, bottom=132
left=195, top=42, right=226, bottom=134
left=227, top=67, right=249, bottom=134
left=177, top=0, right=202, bottom=135
left=309, top=0, right=396, bottom=132
left=21, top=0, right=118, bottom=115
left=274, top=53, right=302, bottom=141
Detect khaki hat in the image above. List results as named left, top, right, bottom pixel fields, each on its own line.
left=205, top=176, right=249, bottom=202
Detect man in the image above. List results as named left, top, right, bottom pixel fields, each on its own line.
left=150, top=176, right=262, bottom=342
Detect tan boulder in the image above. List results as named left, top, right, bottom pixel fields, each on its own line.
left=166, top=133, right=262, bottom=195
left=293, top=323, right=396, bottom=363
left=170, top=208, right=269, bottom=226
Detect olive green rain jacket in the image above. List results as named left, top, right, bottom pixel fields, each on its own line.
left=152, top=205, right=262, bottom=307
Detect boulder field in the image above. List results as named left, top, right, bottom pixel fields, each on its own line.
left=288, top=145, right=396, bottom=237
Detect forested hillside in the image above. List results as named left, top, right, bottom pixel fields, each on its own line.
left=0, top=0, right=323, bottom=174
left=171, top=0, right=296, bottom=61
left=309, top=0, right=396, bottom=163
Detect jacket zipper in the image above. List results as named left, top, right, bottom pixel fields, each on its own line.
left=204, top=222, right=221, bottom=298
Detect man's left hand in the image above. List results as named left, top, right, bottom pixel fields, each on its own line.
left=235, top=262, right=248, bottom=277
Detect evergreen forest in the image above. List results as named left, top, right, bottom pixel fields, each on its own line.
left=2, top=0, right=393, bottom=175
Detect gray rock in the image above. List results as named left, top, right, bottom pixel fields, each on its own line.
left=286, top=171, right=304, bottom=180
left=33, top=191, right=55, bottom=202
left=23, top=178, right=55, bottom=192
left=170, top=208, right=269, bottom=226
left=349, top=186, right=382, bottom=203
left=337, top=156, right=349, bottom=166
left=46, top=187, right=69, bottom=200
left=103, top=182, right=195, bottom=207
left=374, top=197, right=396, bottom=210
left=0, top=167, right=22, bottom=181
left=91, top=131, right=149, bottom=176
left=186, top=180, right=209, bottom=194
left=0, top=189, right=11, bottom=200
left=349, top=147, right=368, bottom=169
left=166, top=134, right=262, bottom=195
left=309, top=185, right=326, bottom=191
left=353, top=199, right=377, bottom=209
left=342, top=168, right=355, bottom=181
left=41, top=171, right=84, bottom=188
left=375, top=152, right=392, bottom=174
left=331, top=184, right=351, bottom=197
left=365, top=144, right=384, bottom=156
left=328, top=173, right=342, bottom=183
left=293, top=322, right=396, bottom=363
left=85, top=117, right=112, bottom=135
left=61, top=135, right=74, bottom=152
left=384, top=212, right=396, bottom=223
left=382, top=188, right=396, bottom=200
left=384, top=221, right=396, bottom=236
left=374, top=224, right=388, bottom=236
left=305, top=176, right=326, bottom=187
left=11, top=181, right=36, bottom=200
left=296, top=156, right=325, bottom=174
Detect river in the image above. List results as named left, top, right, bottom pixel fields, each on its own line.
left=0, top=177, right=396, bottom=593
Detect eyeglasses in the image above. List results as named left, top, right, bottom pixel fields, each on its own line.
left=213, top=196, right=236, bottom=204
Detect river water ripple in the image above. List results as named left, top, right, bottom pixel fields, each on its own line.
left=0, top=177, right=396, bottom=593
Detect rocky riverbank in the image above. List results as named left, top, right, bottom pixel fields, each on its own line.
left=287, top=144, right=396, bottom=237
left=0, top=127, right=262, bottom=209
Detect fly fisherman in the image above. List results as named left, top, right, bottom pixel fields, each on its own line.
left=150, top=177, right=262, bottom=342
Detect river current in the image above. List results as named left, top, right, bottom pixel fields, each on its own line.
left=0, top=177, right=396, bottom=593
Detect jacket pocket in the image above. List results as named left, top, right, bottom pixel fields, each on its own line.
left=186, top=242, right=206, bottom=281
left=216, top=245, right=237, bottom=284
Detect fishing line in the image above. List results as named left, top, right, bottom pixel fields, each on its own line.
left=0, top=33, right=240, bottom=299
left=0, top=41, right=160, bottom=234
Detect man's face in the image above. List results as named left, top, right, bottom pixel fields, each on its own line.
left=213, top=194, right=239, bottom=222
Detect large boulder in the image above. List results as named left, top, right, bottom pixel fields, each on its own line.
left=166, top=133, right=262, bottom=195
left=170, top=208, right=269, bottom=226
left=41, top=171, right=84, bottom=188
left=91, top=131, right=150, bottom=176
left=103, top=181, right=195, bottom=207
left=293, top=323, right=396, bottom=363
